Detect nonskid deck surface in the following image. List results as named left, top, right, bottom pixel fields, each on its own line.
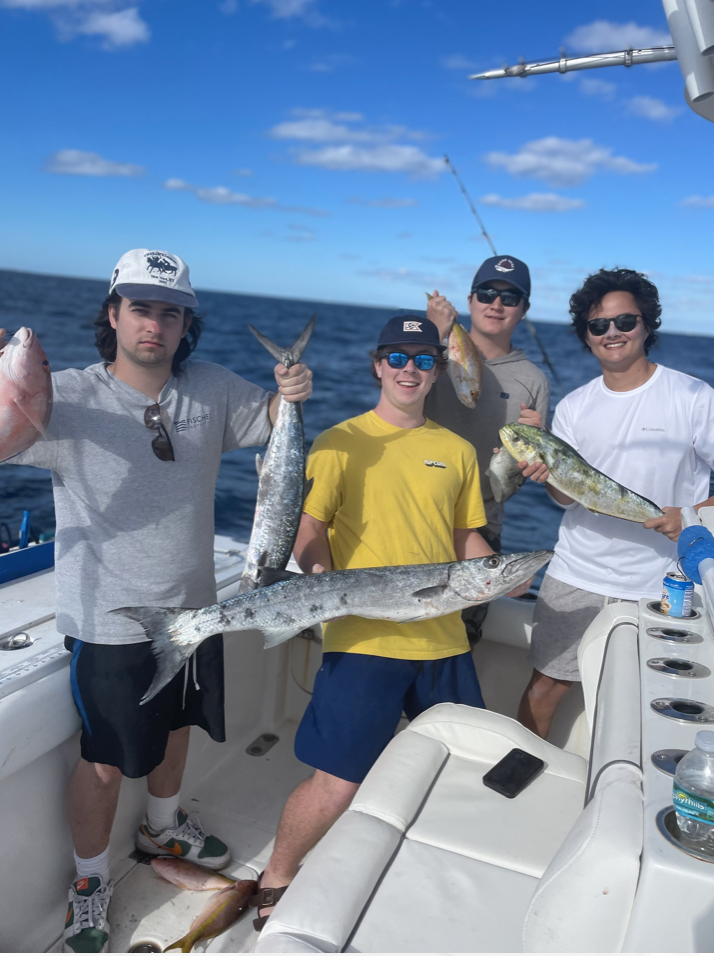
left=58, top=721, right=311, bottom=954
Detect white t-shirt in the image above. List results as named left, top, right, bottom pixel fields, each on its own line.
left=547, top=365, right=714, bottom=601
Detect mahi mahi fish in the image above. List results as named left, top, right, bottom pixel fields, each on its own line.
left=499, top=423, right=664, bottom=522
left=164, top=879, right=257, bottom=952
left=113, top=550, right=553, bottom=703
left=238, top=315, right=315, bottom=593
left=486, top=446, right=526, bottom=504
left=425, top=293, right=482, bottom=408
left=0, top=328, right=52, bottom=462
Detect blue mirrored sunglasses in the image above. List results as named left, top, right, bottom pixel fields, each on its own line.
left=383, top=351, right=437, bottom=371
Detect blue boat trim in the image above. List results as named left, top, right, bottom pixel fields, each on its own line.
left=0, top=541, right=55, bottom=585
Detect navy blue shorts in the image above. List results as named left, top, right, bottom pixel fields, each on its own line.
left=295, top=651, right=484, bottom=784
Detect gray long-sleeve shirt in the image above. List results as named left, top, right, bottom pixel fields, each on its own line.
left=425, top=348, right=550, bottom=536
left=5, top=360, right=271, bottom=644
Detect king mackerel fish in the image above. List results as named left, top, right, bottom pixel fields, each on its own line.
left=238, top=315, right=315, bottom=593
left=112, top=550, right=553, bottom=703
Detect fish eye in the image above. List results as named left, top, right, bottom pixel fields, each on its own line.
left=487, top=556, right=499, bottom=568
left=42, top=360, right=49, bottom=367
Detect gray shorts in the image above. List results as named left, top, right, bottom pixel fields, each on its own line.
left=528, top=574, right=624, bottom=681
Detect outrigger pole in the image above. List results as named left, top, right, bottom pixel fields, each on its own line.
left=442, top=155, right=560, bottom=387
left=469, top=45, right=677, bottom=81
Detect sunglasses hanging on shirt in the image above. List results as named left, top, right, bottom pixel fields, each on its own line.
left=144, top=403, right=175, bottom=462
left=586, top=313, right=641, bottom=337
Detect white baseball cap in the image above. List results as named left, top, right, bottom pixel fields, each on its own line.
left=109, top=249, right=199, bottom=309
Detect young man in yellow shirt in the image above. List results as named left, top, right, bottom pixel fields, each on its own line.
left=251, top=315, right=528, bottom=929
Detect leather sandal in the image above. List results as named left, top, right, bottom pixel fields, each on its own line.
left=250, top=874, right=290, bottom=932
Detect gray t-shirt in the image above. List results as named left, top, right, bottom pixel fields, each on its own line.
left=5, top=360, right=271, bottom=644
left=425, top=348, right=550, bottom=536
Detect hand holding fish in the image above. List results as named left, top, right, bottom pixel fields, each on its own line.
left=517, top=459, right=550, bottom=484
left=426, top=290, right=458, bottom=341
left=275, top=362, right=313, bottom=403
left=518, top=403, right=543, bottom=429
left=643, top=506, right=683, bottom=542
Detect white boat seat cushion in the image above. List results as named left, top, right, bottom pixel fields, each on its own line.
left=256, top=704, right=588, bottom=953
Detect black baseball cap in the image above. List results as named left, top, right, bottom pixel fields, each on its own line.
left=377, top=315, right=446, bottom=352
left=470, top=255, right=530, bottom=299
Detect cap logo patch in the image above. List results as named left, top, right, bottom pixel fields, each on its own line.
left=403, top=320, right=422, bottom=332
left=109, top=267, right=120, bottom=291
left=144, top=251, right=179, bottom=285
left=494, top=258, right=515, bottom=273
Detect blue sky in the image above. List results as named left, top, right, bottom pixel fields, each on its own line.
left=1, top=0, right=712, bottom=332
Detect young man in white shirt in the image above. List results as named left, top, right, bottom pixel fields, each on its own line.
left=517, top=267, right=714, bottom=738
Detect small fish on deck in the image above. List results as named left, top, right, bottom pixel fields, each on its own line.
left=151, top=857, right=235, bottom=891
left=164, top=879, right=257, bottom=952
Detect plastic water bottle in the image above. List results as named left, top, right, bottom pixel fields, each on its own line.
left=673, top=731, right=714, bottom=857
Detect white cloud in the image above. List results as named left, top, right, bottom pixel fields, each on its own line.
left=46, top=148, right=144, bottom=176
left=1, top=0, right=150, bottom=47
left=163, top=178, right=329, bottom=216
left=580, top=77, right=616, bottom=99
left=680, top=196, right=714, bottom=208
left=565, top=20, right=671, bottom=52
left=349, top=196, right=418, bottom=207
left=269, top=108, right=423, bottom=144
left=441, top=53, right=478, bottom=71
left=480, top=192, right=585, bottom=212
left=483, top=137, right=656, bottom=187
left=250, top=0, right=325, bottom=25
left=626, top=95, right=681, bottom=122
left=294, top=144, right=444, bottom=178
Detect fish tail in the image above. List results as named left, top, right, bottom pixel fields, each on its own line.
left=248, top=314, right=316, bottom=369
left=109, top=606, right=199, bottom=704
left=163, top=934, right=193, bottom=953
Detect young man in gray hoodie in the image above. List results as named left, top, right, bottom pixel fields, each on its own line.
left=425, top=255, right=550, bottom=641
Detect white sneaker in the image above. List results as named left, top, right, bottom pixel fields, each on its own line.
left=135, top=807, right=230, bottom=869
left=62, top=876, right=113, bottom=954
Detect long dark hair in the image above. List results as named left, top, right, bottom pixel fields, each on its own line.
left=570, top=268, right=661, bottom=354
left=94, top=291, right=203, bottom=374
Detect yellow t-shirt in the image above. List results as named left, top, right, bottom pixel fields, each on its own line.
left=304, top=410, right=487, bottom=660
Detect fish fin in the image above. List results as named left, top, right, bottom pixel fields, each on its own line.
left=257, top=567, right=300, bottom=588
left=109, top=606, right=198, bottom=704
left=412, top=585, right=448, bottom=599
left=259, top=624, right=303, bottom=649
left=248, top=314, right=316, bottom=369
left=13, top=395, right=46, bottom=436
left=303, top=476, right=314, bottom=502
left=163, top=935, right=192, bottom=953
left=237, top=576, right=256, bottom=594
left=255, top=454, right=263, bottom=477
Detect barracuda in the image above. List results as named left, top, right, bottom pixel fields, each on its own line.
left=113, top=550, right=553, bottom=703
left=499, top=423, right=664, bottom=522
left=238, top=315, right=315, bottom=593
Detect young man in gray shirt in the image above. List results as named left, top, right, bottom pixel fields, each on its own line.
left=0, top=249, right=313, bottom=954
left=425, top=255, right=550, bottom=641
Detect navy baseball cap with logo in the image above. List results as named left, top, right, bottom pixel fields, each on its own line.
left=470, top=255, right=530, bottom=299
left=377, top=315, right=446, bottom=352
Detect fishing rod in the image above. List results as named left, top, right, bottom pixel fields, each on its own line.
left=442, top=154, right=560, bottom=388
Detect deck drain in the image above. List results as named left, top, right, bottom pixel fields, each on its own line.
left=651, top=698, right=714, bottom=723
left=647, top=658, right=711, bottom=679
left=246, top=732, right=279, bottom=756
left=0, top=633, right=34, bottom=651
left=128, top=945, right=162, bottom=953
left=647, top=601, right=701, bottom=621
left=651, top=749, right=687, bottom=776
left=646, top=626, right=703, bottom=644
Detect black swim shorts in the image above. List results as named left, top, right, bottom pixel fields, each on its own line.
left=64, top=634, right=225, bottom=778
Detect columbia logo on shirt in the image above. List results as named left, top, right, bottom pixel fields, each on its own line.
left=174, top=414, right=211, bottom=432
left=642, top=426, right=665, bottom=432
left=424, top=459, right=446, bottom=469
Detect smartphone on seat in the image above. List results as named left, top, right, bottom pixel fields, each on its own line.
left=482, top=748, right=545, bottom=799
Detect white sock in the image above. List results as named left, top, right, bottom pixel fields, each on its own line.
left=74, top=847, right=110, bottom=886
left=147, top=792, right=181, bottom=833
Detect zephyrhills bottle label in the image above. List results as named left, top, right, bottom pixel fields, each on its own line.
left=673, top=784, right=714, bottom=824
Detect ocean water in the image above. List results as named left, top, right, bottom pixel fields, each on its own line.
left=1, top=268, right=713, bottom=563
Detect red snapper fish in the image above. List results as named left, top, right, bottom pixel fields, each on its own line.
left=0, top=327, right=52, bottom=462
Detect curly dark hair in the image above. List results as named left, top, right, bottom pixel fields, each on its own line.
left=570, top=268, right=661, bottom=354
left=94, top=291, right=203, bottom=374
left=369, top=347, right=448, bottom=387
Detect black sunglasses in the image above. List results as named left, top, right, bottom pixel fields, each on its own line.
left=144, top=404, right=175, bottom=462
left=586, top=313, right=641, bottom=337
left=383, top=351, right=437, bottom=371
left=475, top=287, right=524, bottom=308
